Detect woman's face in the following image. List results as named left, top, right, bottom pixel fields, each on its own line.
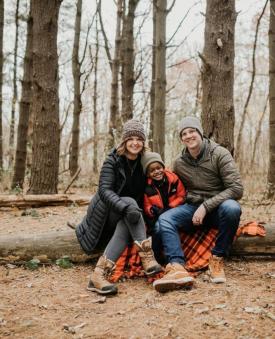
left=125, top=137, right=144, bottom=158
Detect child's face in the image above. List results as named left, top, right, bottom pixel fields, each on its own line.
left=147, top=162, right=164, bottom=181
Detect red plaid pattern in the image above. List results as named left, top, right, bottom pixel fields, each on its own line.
left=110, top=221, right=265, bottom=282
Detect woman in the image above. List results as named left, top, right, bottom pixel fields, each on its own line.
left=76, top=119, right=162, bottom=295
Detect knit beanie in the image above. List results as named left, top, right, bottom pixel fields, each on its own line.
left=178, top=116, right=203, bottom=139
left=121, top=119, right=146, bottom=142
left=141, top=151, right=165, bottom=174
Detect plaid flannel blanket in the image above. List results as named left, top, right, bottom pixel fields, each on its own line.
left=110, top=221, right=266, bottom=283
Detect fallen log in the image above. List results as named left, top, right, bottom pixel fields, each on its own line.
left=0, top=194, right=91, bottom=208
left=0, top=228, right=97, bottom=263
left=0, top=224, right=274, bottom=263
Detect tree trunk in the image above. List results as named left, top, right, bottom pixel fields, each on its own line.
left=152, top=0, right=166, bottom=159
left=0, top=224, right=274, bottom=263
left=106, top=0, right=123, bottom=150
left=93, top=10, right=99, bottom=173
left=9, top=0, right=20, bottom=168
left=268, top=0, right=275, bottom=198
left=201, top=0, right=236, bottom=154
left=149, top=1, right=156, bottom=151
left=121, top=0, right=139, bottom=123
left=251, top=95, right=268, bottom=167
left=12, top=2, right=33, bottom=189
left=28, top=0, right=62, bottom=194
left=69, top=0, right=82, bottom=177
left=0, top=0, right=3, bottom=171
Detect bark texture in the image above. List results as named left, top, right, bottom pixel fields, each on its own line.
left=69, top=0, right=82, bottom=177
left=152, top=0, right=166, bottom=159
left=0, top=0, right=3, bottom=170
left=121, top=0, right=139, bottom=123
left=12, top=2, right=33, bottom=189
left=149, top=1, right=156, bottom=150
left=93, top=11, right=99, bottom=173
left=268, top=0, right=275, bottom=197
left=9, top=0, right=20, bottom=167
left=0, top=225, right=274, bottom=263
left=0, top=194, right=90, bottom=208
left=106, top=0, right=123, bottom=150
left=201, top=0, right=236, bottom=153
left=28, top=0, right=62, bottom=194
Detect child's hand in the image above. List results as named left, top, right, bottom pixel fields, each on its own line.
left=150, top=205, right=162, bottom=217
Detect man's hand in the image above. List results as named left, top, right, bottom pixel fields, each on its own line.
left=192, top=204, right=206, bottom=225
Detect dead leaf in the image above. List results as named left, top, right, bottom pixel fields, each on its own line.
left=0, top=318, right=7, bottom=326
left=244, top=306, right=263, bottom=314
left=6, top=264, right=16, bottom=269
left=196, top=307, right=209, bottom=314
left=214, top=304, right=227, bottom=309
left=265, top=312, right=275, bottom=321
left=91, top=296, right=106, bottom=304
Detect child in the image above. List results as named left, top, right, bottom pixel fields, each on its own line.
left=141, top=151, right=186, bottom=263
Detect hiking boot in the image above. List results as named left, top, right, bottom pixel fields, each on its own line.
left=208, top=255, right=226, bottom=283
left=153, top=263, right=194, bottom=293
left=87, top=256, right=118, bottom=295
left=134, top=237, right=163, bottom=275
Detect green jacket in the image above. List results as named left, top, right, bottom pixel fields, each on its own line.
left=173, top=138, right=243, bottom=212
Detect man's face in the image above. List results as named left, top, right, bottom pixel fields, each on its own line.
left=180, top=128, right=202, bottom=151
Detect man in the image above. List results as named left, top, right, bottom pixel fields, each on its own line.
left=153, top=116, right=243, bottom=292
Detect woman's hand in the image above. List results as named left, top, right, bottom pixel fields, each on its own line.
left=124, top=205, right=142, bottom=224
left=192, top=204, right=206, bottom=225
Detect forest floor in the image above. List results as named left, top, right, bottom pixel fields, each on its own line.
left=0, top=181, right=275, bottom=338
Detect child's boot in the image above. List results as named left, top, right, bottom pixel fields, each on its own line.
left=134, top=237, right=163, bottom=275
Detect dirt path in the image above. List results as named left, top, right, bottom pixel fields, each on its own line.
left=0, top=201, right=274, bottom=338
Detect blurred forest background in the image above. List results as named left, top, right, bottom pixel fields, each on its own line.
left=0, top=0, right=274, bottom=198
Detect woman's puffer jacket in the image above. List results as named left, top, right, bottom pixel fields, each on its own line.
left=76, top=149, right=131, bottom=254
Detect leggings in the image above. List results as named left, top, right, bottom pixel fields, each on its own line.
left=104, top=197, right=147, bottom=262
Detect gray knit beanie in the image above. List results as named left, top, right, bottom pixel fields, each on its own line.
left=141, top=151, right=165, bottom=174
left=121, top=119, right=146, bottom=142
left=179, top=116, right=203, bottom=139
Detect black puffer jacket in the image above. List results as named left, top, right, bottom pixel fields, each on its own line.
left=76, top=149, right=144, bottom=254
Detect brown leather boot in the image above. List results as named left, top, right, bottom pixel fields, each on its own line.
left=208, top=255, right=226, bottom=283
left=87, top=256, right=118, bottom=295
left=153, top=263, right=194, bottom=293
left=134, top=237, right=163, bottom=275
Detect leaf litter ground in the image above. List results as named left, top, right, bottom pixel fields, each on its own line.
left=0, top=197, right=274, bottom=338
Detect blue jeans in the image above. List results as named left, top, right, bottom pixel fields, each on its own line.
left=157, top=200, right=241, bottom=264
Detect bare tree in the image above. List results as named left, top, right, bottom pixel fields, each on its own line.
left=105, top=0, right=123, bottom=150
left=268, top=0, right=275, bottom=197
left=0, top=0, right=4, bottom=172
left=235, top=0, right=268, bottom=162
left=93, top=10, right=99, bottom=174
left=149, top=1, right=156, bottom=150
left=250, top=95, right=268, bottom=168
left=9, top=0, right=20, bottom=167
left=69, top=0, right=83, bottom=177
left=28, top=0, right=62, bottom=194
left=121, top=0, right=139, bottom=123
left=152, top=0, right=167, bottom=159
left=12, top=1, right=33, bottom=189
left=200, top=0, right=236, bottom=153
